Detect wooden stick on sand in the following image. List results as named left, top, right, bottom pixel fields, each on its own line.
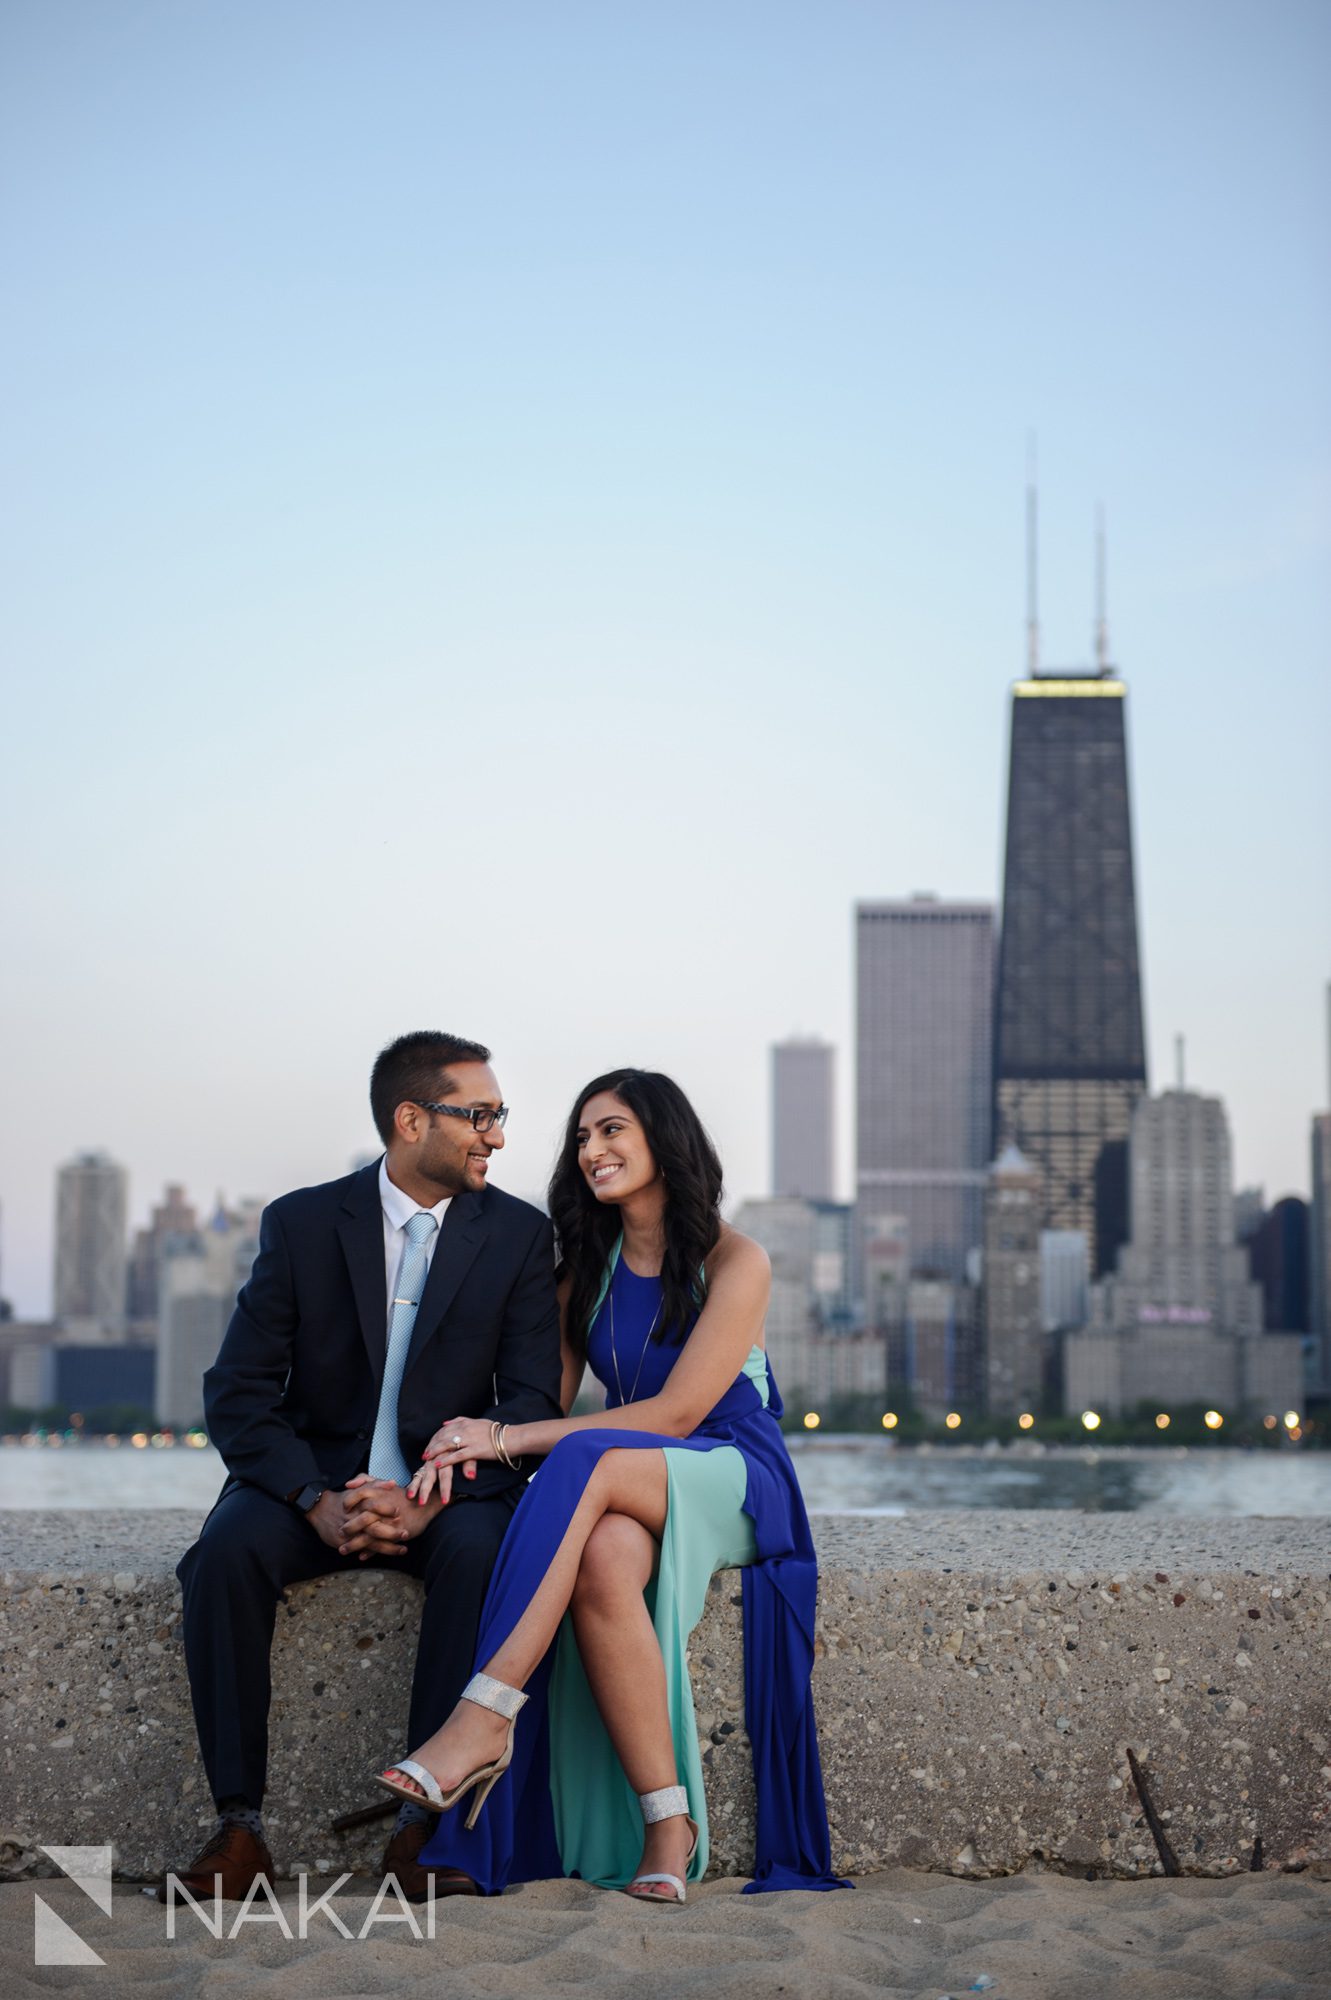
left=1125, top=1746, right=1181, bottom=1877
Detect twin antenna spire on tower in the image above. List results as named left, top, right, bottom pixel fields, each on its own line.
left=1025, top=435, right=1114, bottom=678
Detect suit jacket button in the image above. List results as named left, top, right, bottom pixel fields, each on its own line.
left=356, top=1429, right=368, bottom=1440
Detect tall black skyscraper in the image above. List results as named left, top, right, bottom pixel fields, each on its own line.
left=993, top=505, right=1147, bottom=1274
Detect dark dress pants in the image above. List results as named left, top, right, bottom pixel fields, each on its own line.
left=177, top=1480, right=519, bottom=1810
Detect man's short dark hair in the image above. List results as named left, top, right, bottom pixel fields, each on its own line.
left=370, top=1032, right=493, bottom=1145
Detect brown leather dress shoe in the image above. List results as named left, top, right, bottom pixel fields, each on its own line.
left=156, top=1822, right=275, bottom=1903
left=382, top=1820, right=478, bottom=1902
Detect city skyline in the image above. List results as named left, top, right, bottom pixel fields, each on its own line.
left=3, top=699, right=1327, bottom=1321
left=3, top=715, right=1326, bottom=1323
left=2, top=2, right=1328, bottom=1315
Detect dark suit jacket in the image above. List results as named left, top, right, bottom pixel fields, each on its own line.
left=203, top=1160, right=563, bottom=1504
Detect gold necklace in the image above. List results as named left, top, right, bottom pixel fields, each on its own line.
left=608, top=1280, right=663, bottom=1406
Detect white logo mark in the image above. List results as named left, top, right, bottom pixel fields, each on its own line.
left=34, top=1845, right=113, bottom=1967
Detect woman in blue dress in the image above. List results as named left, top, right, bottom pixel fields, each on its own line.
left=377, top=1069, right=845, bottom=1901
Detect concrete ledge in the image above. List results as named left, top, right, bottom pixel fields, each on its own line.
left=2, top=1510, right=1328, bottom=1882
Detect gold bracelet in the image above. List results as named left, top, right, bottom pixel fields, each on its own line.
left=495, top=1423, right=519, bottom=1471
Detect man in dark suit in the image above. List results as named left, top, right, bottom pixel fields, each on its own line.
left=163, top=1031, right=562, bottom=1903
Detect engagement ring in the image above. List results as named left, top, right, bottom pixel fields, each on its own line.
left=452, top=1434, right=462, bottom=1447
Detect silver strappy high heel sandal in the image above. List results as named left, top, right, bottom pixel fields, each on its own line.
left=375, top=1672, right=528, bottom=1830
left=624, top=1784, right=699, bottom=1905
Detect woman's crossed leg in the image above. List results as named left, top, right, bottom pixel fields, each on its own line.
left=571, top=1506, right=695, bottom=1895
left=387, top=1448, right=675, bottom=1852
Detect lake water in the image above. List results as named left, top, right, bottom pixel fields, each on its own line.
left=789, top=1438, right=1331, bottom=1516
left=1, top=1439, right=1329, bottom=1516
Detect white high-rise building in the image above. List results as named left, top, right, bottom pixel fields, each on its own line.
left=1309, top=983, right=1331, bottom=1396
left=731, top=1195, right=860, bottom=1399
left=1092, top=1090, right=1261, bottom=1334
left=155, top=1201, right=262, bottom=1428
left=856, top=896, right=994, bottom=1284
left=1069, top=1088, right=1302, bottom=1417
left=771, top=1038, right=834, bottom=1202
left=53, top=1151, right=128, bottom=1333
left=1310, top=1112, right=1331, bottom=1398
left=983, top=1145, right=1043, bottom=1415
left=1040, top=1230, right=1090, bottom=1334
left=730, top=1196, right=820, bottom=1394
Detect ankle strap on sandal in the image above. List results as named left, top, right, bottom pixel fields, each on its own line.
left=639, top=1784, right=690, bottom=1825
left=461, top=1672, right=528, bottom=1721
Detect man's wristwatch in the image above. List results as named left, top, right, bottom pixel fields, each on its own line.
left=288, top=1482, right=325, bottom=1515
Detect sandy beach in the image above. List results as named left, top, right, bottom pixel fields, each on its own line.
left=4, top=1866, right=1328, bottom=2000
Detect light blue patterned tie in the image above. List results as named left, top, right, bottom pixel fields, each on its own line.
left=368, top=1210, right=437, bottom=1484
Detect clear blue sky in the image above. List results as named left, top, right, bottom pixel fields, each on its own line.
left=2, top=1, right=1328, bottom=1315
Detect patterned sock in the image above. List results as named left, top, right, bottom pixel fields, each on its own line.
left=216, top=1797, right=265, bottom=1841
left=395, top=1798, right=431, bottom=1834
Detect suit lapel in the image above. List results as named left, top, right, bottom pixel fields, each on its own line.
left=337, top=1164, right=390, bottom=1384
left=404, top=1189, right=489, bottom=1376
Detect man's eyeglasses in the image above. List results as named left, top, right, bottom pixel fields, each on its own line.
left=415, top=1101, right=509, bottom=1135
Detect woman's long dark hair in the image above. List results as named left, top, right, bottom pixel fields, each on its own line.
left=549, top=1069, right=724, bottom=1352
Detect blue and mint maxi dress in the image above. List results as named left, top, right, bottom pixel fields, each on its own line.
left=417, top=1243, right=848, bottom=1894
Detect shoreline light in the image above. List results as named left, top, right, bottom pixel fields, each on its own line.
left=1155, top=1413, right=1171, bottom=1430
left=1017, top=1412, right=1035, bottom=1431
left=944, top=1412, right=962, bottom=1430
left=1081, top=1410, right=1101, bottom=1431
left=802, top=1411, right=821, bottom=1431
left=881, top=1412, right=898, bottom=1430
left=1204, top=1410, right=1224, bottom=1430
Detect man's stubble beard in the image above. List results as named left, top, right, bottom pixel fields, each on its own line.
left=424, top=1151, right=487, bottom=1198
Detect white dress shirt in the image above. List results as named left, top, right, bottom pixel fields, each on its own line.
left=378, top=1155, right=452, bottom=1326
